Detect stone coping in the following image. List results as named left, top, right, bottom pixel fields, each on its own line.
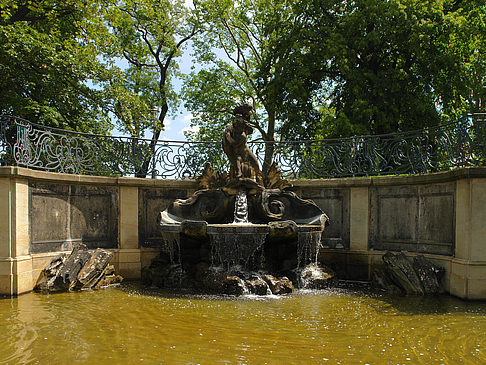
left=1, top=166, right=486, bottom=188
left=0, top=166, right=198, bottom=188
left=291, top=167, right=486, bottom=188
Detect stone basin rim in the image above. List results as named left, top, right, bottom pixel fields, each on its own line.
left=159, top=222, right=323, bottom=234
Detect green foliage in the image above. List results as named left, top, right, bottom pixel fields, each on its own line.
left=1, top=0, right=482, bottom=146
left=186, top=0, right=484, bottom=142
left=0, top=0, right=110, bottom=132
left=0, top=0, right=202, bottom=139
left=182, top=0, right=302, bottom=172
left=276, top=0, right=486, bottom=139
left=183, top=60, right=263, bottom=139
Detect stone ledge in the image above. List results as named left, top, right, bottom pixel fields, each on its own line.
left=0, top=166, right=199, bottom=189
left=291, top=167, right=486, bottom=188
left=3, top=166, right=486, bottom=189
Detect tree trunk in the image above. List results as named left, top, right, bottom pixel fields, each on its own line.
left=262, top=108, right=276, bottom=176
left=136, top=104, right=168, bottom=178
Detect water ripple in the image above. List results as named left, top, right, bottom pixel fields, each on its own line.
left=0, top=285, right=485, bottom=364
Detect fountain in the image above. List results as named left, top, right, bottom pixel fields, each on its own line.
left=145, top=104, right=331, bottom=295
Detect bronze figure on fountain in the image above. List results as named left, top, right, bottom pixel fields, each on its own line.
left=222, top=104, right=264, bottom=188
left=162, top=103, right=327, bottom=225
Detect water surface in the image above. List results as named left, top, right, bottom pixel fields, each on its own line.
left=1, top=284, right=485, bottom=364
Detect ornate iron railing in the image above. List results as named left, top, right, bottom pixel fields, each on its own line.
left=0, top=113, right=485, bottom=179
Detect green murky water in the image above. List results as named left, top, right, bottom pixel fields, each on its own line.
left=1, top=283, right=485, bottom=364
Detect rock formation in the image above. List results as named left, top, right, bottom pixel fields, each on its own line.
left=35, top=243, right=122, bottom=292
left=373, top=251, right=444, bottom=295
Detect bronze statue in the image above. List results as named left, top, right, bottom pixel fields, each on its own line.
left=222, top=104, right=263, bottom=185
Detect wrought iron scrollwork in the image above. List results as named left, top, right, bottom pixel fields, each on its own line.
left=0, top=116, right=12, bottom=166
left=0, top=113, right=485, bottom=179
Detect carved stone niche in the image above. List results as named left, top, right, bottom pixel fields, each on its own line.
left=29, top=182, right=118, bottom=253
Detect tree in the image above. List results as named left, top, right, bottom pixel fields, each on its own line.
left=93, top=0, right=202, bottom=176
left=273, top=0, right=486, bottom=139
left=183, top=0, right=301, bottom=174
left=431, top=0, right=486, bottom=119
left=0, top=0, right=110, bottom=133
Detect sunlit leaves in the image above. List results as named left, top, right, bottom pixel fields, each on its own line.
left=0, top=0, right=110, bottom=132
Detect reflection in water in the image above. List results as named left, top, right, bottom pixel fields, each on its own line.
left=0, top=284, right=485, bottom=364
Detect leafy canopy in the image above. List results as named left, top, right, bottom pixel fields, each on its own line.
left=0, top=0, right=110, bottom=132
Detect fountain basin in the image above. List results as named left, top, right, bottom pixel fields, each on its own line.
left=158, top=218, right=326, bottom=274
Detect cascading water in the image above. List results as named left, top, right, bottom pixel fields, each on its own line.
left=208, top=226, right=267, bottom=270
left=161, top=231, right=181, bottom=264
left=207, top=190, right=266, bottom=270
left=297, top=231, right=322, bottom=269
left=233, top=189, right=249, bottom=223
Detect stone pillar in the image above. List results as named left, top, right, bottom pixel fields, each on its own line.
left=451, top=178, right=486, bottom=299
left=347, top=186, right=371, bottom=279
left=118, top=185, right=141, bottom=279
left=0, top=176, right=33, bottom=295
left=349, top=187, right=369, bottom=251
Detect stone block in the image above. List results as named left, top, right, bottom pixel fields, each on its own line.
left=370, top=183, right=455, bottom=255
left=12, top=256, right=32, bottom=275
left=379, top=196, right=418, bottom=241
left=346, top=263, right=369, bottom=280
left=455, top=179, right=471, bottom=260
left=471, top=179, right=486, bottom=261
left=13, top=271, right=33, bottom=295
left=467, top=279, right=486, bottom=300
left=0, top=275, right=12, bottom=295
left=30, top=183, right=118, bottom=252
left=448, top=272, right=468, bottom=299
left=467, top=264, right=486, bottom=279
left=418, top=194, right=454, bottom=246
left=141, top=250, right=162, bottom=268
left=70, top=195, right=113, bottom=243
left=0, top=260, right=11, bottom=275
left=118, top=249, right=141, bottom=263
left=346, top=252, right=369, bottom=265
left=319, top=250, right=346, bottom=277
left=312, top=188, right=350, bottom=249
left=451, top=260, right=467, bottom=278
left=14, top=179, right=29, bottom=257
left=318, top=251, right=373, bottom=281
left=118, top=262, right=141, bottom=279
left=31, top=193, right=69, bottom=244
left=139, top=187, right=191, bottom=248
left=0, top=178, right=11, bottom=258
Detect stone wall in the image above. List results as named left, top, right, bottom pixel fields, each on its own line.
left=295, top=186, right=350, bottom=249
left=1, top=166, right=485, bottom=299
